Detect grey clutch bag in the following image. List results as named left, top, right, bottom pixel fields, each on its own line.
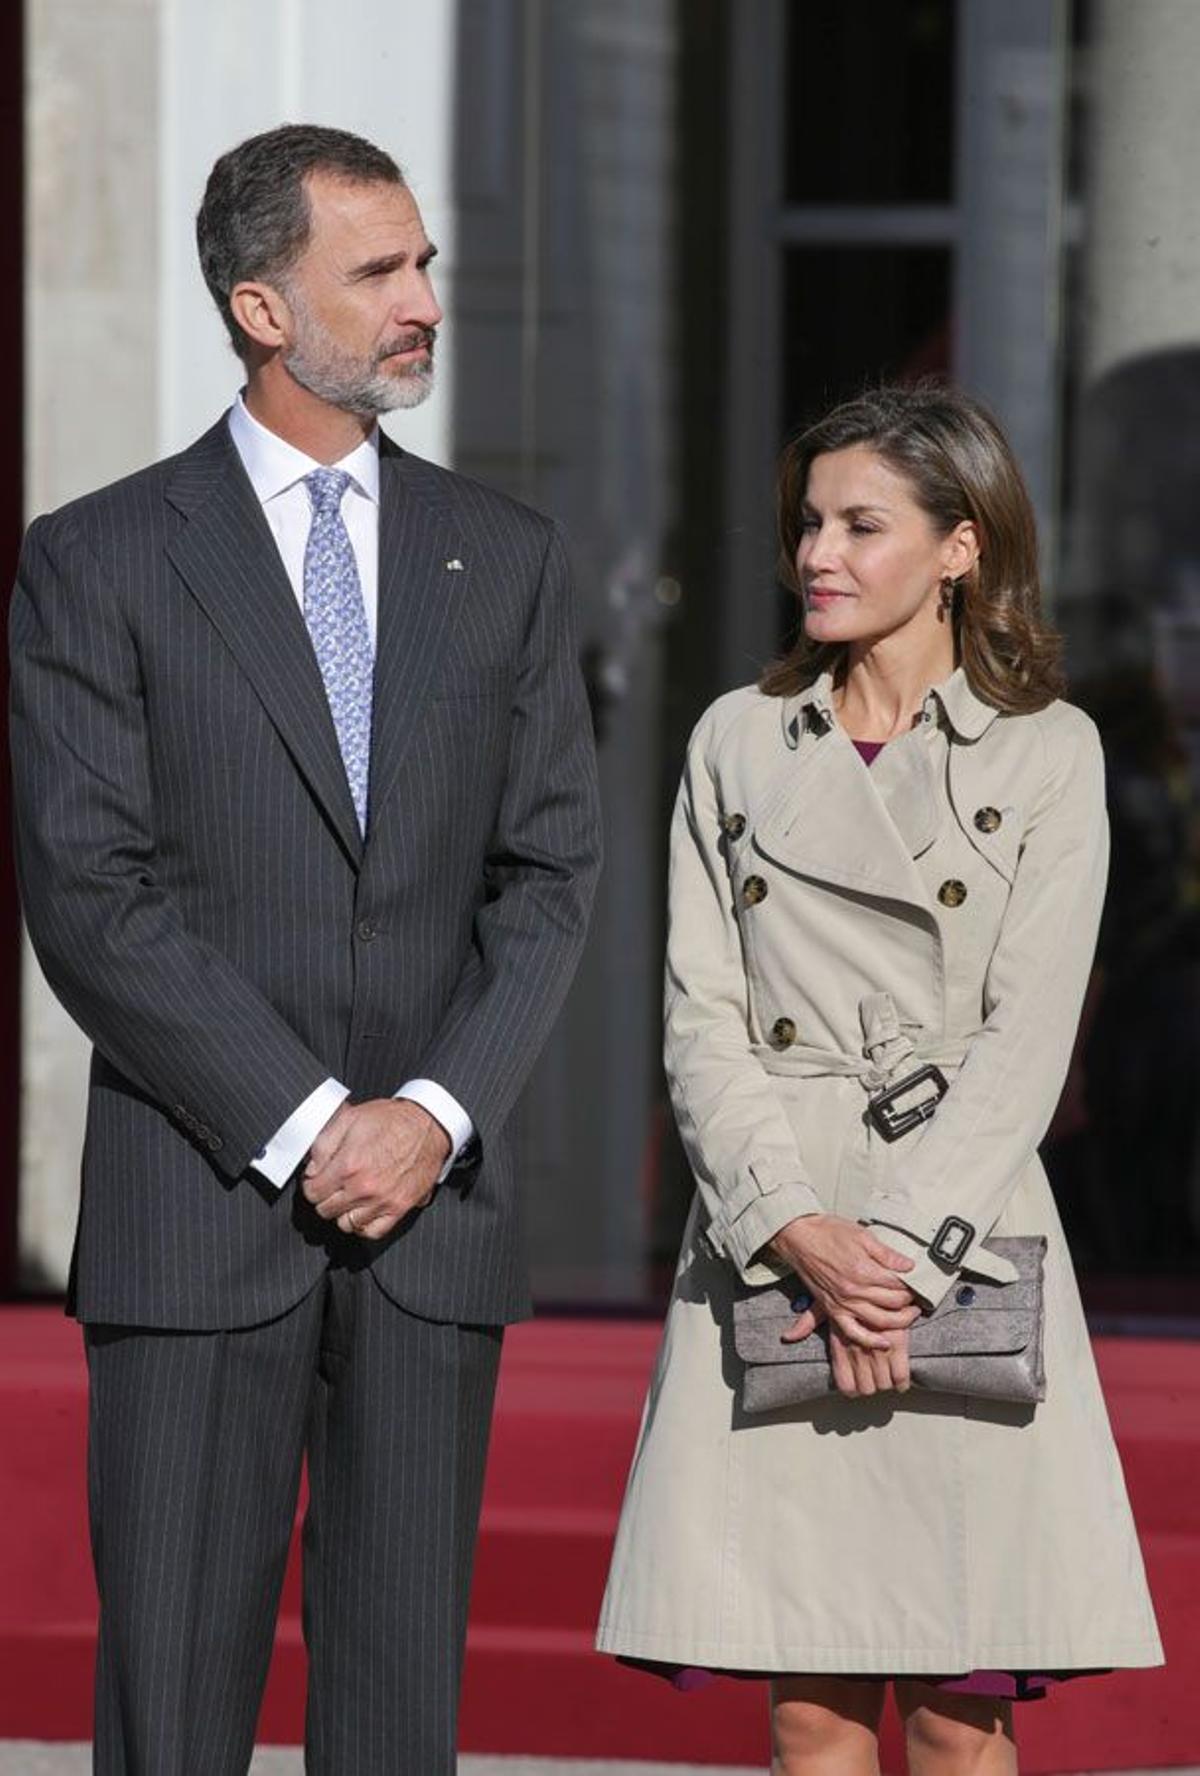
left=732, top=1236, right=1047, bottom=1412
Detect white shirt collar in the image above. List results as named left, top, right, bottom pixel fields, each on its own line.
left=227, top=391, right=381, bottom=506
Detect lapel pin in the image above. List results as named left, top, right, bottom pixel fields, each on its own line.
left=445, top=557, right=465, bottom=572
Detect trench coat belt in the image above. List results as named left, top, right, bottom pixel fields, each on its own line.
left=750, top=1037, right=974, bottom=1094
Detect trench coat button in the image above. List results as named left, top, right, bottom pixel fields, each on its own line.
left=770, top=1016, right=798, bottom=1049
left=721, top=812, right=746, bottom=839
left=743, top=875, right=768, bottom=907
left=955, top=1284, right=977, bottom=1306
left=974, top=806, right=1002, bottom=834
left=938, top=878, right=968, bottom=908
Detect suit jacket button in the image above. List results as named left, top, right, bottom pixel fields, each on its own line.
left=771, top=1017, right=797, bottom=1049
left=974, top=806, right=1002, bottom=834
left=743, top=875, right=768, bottom=907
left=356, top=918, right=378, bottom=942
left=206, top=1135, right=224, bottom=1153
left=721, top=812, right=746, bottom=840
left=938, top=878, right=968, bottom=908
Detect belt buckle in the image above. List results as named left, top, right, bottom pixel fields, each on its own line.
left=867, top=1063, right=948, bottom=1142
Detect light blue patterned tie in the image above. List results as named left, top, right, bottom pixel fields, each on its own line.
left=302, top=468, right=374, bottom=834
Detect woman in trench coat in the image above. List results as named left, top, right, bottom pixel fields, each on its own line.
left=596, top=385, right=1162, bottom=1774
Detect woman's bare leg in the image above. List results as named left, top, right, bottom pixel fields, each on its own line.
left=895, top=1680, right=1018, bottom=1776
left=769, top=1675, right=887, bottom=1776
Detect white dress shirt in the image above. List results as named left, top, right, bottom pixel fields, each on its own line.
left=227, top=395, right=475, bottom=1188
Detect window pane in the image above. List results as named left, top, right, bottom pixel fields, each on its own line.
left=784, top=0, right=956, bottom=204
left=781, top=245, right=952, bottom=437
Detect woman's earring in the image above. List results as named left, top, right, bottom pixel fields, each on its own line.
left=938, top=576, right=955, bottom=614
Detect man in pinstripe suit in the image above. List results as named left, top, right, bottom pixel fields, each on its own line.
left=9, top=125, right=601, bottom=1775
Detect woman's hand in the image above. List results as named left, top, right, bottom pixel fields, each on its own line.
left=771, top=1213, right=921, bottom=1350
left=829, top=1320, right=912, bottom=1397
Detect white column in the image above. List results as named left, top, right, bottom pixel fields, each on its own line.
left=22, top=0, right=460, bottom=1286
left=21, top=0, right=162, bottom=1285
left=1081, top=0, right=1200, bottom=380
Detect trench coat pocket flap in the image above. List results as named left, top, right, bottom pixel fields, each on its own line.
left=732, top=1236, right=1047, bottom=1409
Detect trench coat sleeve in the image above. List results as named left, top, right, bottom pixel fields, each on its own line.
left=861, top=707, right=1108, bottom=1309
left=665, top=708, right=825, bottom=1283
left=9, top=513, right=332, bottom=1180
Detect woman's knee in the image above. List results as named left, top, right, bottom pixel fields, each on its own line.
left=899, top=1689, right=1016, bottom=1773
left=771, top=1678, right=884, bottom=1774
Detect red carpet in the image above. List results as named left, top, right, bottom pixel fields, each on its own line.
left=0, top=1307, right=1196, bottom=1769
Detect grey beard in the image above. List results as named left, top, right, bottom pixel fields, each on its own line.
left=282, top=317, right=435, bottom=417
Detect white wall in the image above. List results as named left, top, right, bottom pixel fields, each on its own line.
left=159, top=0, right=458, bottom=460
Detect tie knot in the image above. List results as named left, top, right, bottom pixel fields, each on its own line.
left=305, top=467, right=353, bottom=514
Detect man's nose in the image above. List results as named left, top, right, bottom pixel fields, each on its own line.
left=402, top=280, right=443, bottom=331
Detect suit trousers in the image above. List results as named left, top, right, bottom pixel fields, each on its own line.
left=84, top=1264, right=503, bottom=1776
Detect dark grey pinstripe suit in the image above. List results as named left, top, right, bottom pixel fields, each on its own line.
left=9, top=415, right=602, bottom=1773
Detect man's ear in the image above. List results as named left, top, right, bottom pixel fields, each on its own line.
left=229, top=280, right=292, bottom=353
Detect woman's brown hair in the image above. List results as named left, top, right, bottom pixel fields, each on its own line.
left=760, top=382, right=1065, bottom=711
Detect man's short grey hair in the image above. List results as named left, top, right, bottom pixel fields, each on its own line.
left=196, top=123, right=405, bottom=359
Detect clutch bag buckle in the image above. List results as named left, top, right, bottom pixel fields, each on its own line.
left=867, top=1063, right=948, bottom=1143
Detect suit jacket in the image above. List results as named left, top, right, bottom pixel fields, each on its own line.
left=9, top=416, right=602, bottom=1329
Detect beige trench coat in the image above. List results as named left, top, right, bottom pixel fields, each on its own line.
left=596, top=669, right=1163, bottom=1676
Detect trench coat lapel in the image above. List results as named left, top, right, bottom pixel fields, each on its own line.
left=753, top=675, right=938, bottom=918
left=366, top=439, right=463, bottom=828
left=165, top=418, right=365, bottom=866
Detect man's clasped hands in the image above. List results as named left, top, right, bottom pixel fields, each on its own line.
left=301, top=1098, right=452, bottom=1241
left=770, top=1214, right=922, bottom=1398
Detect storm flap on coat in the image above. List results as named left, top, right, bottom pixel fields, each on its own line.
left=596, top=670, right=1163, bottom=1676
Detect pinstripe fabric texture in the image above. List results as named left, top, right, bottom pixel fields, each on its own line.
left=9, top=415, right=602, bottom=1330
left=11, top=413, right=597, bottom=1771
left=86, top=1273, right=502, bottom=1776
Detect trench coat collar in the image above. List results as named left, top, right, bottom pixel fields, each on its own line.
left=929, top=668, right=1003, bottom=742
left=780, top=665, right=1001, bottom=748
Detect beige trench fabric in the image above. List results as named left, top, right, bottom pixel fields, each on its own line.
left=596, top=671, right=1163, bottom=1676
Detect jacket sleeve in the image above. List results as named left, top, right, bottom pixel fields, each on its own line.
left=861, top=709, right=1108, bottom=1308
left=665, top=711, right=825, bottom=1284
left=411, top=522, right=602, bottom=1148
left=9, top=512, right=333, bottom=1179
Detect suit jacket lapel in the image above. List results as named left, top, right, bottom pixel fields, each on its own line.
left=165, top=419, right=364, bottom=865
left=367, top=441, right=462, bottom=828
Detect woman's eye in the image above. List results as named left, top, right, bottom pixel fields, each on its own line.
left=849, top=522, right=878, bottom=536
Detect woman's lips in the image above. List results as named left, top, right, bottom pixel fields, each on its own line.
left=805, top=587, right=853, bottom=607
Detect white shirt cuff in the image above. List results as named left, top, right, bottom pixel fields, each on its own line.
left=395, top=1078, right=475, bottom=1184
left=252, top=1077, right=350, bottom=1188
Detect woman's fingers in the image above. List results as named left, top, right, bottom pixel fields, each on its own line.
left=830, top=1308, right=892, bottom=1351
left=869, top=1345, right=894, bottom=1392
left=780, top=1303, right=826, bottom=1344
left=863, top=1232, right=916, bottom=1273
left=850, top=1345, right=877, bottom=1395
left=830, top=1333, right=857, bottom=1397
left=889, top=1335, right=912, bottom=1392
left=846, top=1296, right=922, bottom=1331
